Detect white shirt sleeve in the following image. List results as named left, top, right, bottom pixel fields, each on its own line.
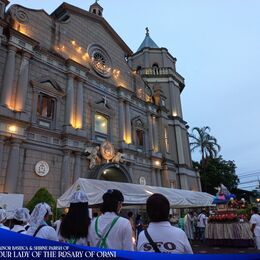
left=250, top=215, right=257, bottom=225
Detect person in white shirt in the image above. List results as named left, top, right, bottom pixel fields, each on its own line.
left=0, top=208, right=9, bottom=230
left=11, top=208, right=30, bottom=234
left=59, top=190, right=91, bottom=245
left=184, top=211, right=194, bottom=240
left=137, top=193, right=193, bottom=254
left=250, top=207, right=260, bottom=250
left=53, top=213, right=65, bottom=236
left=88, top=189, right=133, bottom=251
left=197, top=210, right=207, bottom=243
left=26, top=202, right=58, bottom=241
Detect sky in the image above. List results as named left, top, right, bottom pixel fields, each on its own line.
left=7, top=0, right=260, bottom=191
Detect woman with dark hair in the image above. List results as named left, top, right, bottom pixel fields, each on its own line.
left=88, top=189, right=133, bottom=250
left=59, top=190, right=91, bottom=245
left=137, top=193, right=193, bottom=254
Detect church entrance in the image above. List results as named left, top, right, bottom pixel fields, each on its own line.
left=94, top=164, right=132, bottom=183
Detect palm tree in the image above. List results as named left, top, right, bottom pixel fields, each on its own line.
left=189, top=126, right=221, bottom=191
left=190, top=126, right=220, bottom=162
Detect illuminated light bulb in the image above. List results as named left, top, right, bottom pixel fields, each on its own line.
left=8, top=125, right=17, bottom=133
left=97, top=115, right=101, bottom=119
left=101, top=122, right=106, bottom=127
left=155, top=160, right=160, bottom=166
left=71, top=40, right=76, bottom=45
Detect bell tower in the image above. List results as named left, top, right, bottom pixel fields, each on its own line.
left=89, top=0, right=103, bottom=17
left=128, top=28, right=197, bottom=190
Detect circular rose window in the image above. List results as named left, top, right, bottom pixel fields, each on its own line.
left=88, top=44, right=112, bottom=77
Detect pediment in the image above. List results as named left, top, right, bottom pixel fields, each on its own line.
left=52, top=3, right=132, bottom=55
left=30, top=79, right=65, bottom=96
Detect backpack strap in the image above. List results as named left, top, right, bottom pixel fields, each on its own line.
left=33, top=224, right=46, bottom=237
left=95, top=216, right=120, bottom=248
left=24, top=225, right=30, bottom=231
left=144, top=229, right=161, bottom=253
left=68, top=238, right=77, bottom=244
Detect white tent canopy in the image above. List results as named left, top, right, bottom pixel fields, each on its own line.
left=57, top=178, right=214, bottom=208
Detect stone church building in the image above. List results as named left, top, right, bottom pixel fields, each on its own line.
left=0, top=1, right=201, bottom=202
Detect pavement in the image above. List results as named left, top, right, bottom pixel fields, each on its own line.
left=191, top=240, right=259, bottom=254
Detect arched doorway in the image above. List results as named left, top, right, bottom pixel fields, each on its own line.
left=90, top=163, right=132, bottom=183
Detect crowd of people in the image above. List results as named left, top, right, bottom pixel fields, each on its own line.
left=0, top=189, right=259, bottom=253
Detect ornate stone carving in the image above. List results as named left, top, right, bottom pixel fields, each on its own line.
left=85, top=142, right=126, bottom=168
left=100, top=141, right=115, bottom=161
left=112, top=152, right=125, bottom=164
left=10, top=6, right=29, bottom=24
left=85, top=146, right=100, bottom=169
left=34, top=161, right=49, bottom=177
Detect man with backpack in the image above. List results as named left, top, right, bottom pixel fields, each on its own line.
left=88, top=189, right=133, bottom=250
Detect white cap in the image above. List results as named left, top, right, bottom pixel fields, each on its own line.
left=29, top=202, right=52, bottom=226
left=69, top=190, right=88, bottom=203
left=0, top=208, right=6, bottom=222
left=14, top=208, right=30, bottom=222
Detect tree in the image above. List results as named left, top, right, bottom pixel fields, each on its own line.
left=26, top=188, right=57, bottom=218
left=194, top=156, right=239, bottom=195
left=189, top=126, right=221, bottom=163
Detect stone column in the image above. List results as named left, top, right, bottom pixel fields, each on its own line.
left=196, top=171, right=202, bottom=191
left=175, top=126, right=185, bottom=164
left=124, top=101, right=131, bottom=144
left=144, top=50, right=149, bottom=68
left=65, top=73, right=74, bottom=126
left=153, top=116, right=159, bottom=152
left=118, top=98, right=125, bottom=142
left=151, top=168, right=157, bottom=186
left=60, top=150, right=71, bottom=194
left=15, top=52, right=31, bottom=112
left=73, top=152, right=81, bottom=182
left=169, top=82, right=176, bottom=116
left=147, top=112, right=154, bottom=151
left=0, top=136, right=5, bottom=173
left=161, top=164, right=170, bottom=187
left=4, top=139, right=21, bottom=193
left=1, top=45, right=17, bottom=108
left=76, top=79, right=83, bottom=129
left=156, top=169, right=162, bottom=187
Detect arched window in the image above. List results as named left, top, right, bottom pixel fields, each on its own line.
left=152, top=63, right=159, bottom=69
left=132, top=117, right=146, bottom=148
left=152, top=63, right=159, bottom=75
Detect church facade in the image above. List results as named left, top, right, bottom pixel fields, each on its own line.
left=0, top=1, right=201, bottom=202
